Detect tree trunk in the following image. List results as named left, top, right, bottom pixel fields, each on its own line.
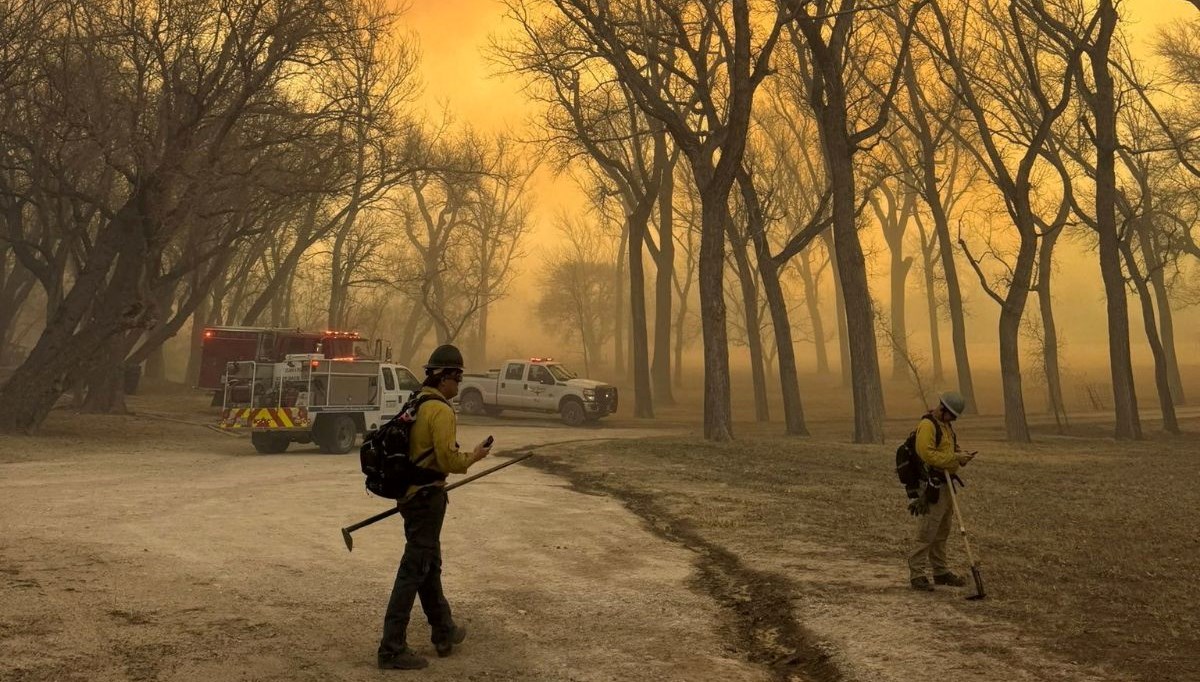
left=996, top=218, right=1036, bottom=443
left=890, top=250, right=912, bottom=381
left=1139, top=224, right=1186, bottom=405
left=1035, top=228, right=1068, bottom=431
left=822, top=230, right=851, bottom=387
left=651, top=162, right=676, bottom=405
left=613, top=225, right=627, bottom=376
left=741, top=173, right=807, bottom=435
left=822, top=123, right=885, bottom=443
left=916, top=221, right=945, bottom=383
left=928, top=190, right=975, bottom=412
left=728, top=224, right=769, bottom=422
left=1093, top=0, right=1141, bottom=440
left=628, top=203, right=655, bottom=419
left=144, top=343, right=166, bottom=384
left=997, top=303, right=1030, bottom=443
left=673, top=285, right=688, bottom=388
left=797, top=248, right=829, bottom=375
left=1121, top=239, right=1180, bottom=434
left=185, top=294, right=209, bottom=387
left=0, top=195, right=151, bottom=432
left=82, top=337, right=131, bottom=414
left=699, top=193, right=733, bottom=441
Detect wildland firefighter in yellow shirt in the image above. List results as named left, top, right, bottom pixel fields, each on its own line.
left=906, top=391, right=976, bottom=591
left=377, top=344, right=492, bottom=670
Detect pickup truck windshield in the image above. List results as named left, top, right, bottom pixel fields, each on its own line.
left=546, top=364, right=576, bottom=381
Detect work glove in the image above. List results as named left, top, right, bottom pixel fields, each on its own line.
left=908, top=496, right=930, bottom=516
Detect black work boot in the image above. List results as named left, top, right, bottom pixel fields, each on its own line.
left=378, top=648, right=428, bottom=670
left=933, top=571, right=967, bottom=587
left=434, top=625, right=468, bottom=658
left=910, top=576, right=935, bottom=592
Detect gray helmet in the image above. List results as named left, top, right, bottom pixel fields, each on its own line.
left=424, top=344, right=464, bottom=371
left=939, top=391, right=966, bottom=417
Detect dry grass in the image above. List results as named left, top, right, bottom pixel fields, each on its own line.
left=553, top=418, right=1200, bottom=682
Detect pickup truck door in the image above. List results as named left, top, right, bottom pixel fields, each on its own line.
left=499, top=362, right=531, bottom=408
left=526, top=364, right=558, bottom=411
left=380, top=367, right=402, bottom=419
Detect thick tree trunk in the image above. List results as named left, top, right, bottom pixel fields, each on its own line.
left=81, top=339, right=130, bottom=414
left=699, top=194, right=733, bottom=441
left=822, top=231, right=851, bottom=387
left=996, top=222, right=1036, bottom=443
left=728, top=227, right=769, bottom=422
left=628, top=204, right=655, bottom=419
left=144, top=343, right=166, bottom=384
left=821, top=117, right=885, bottom=443
left=1093, top=0, right=1142, bottom=441
left=0, top=196, right=152, bottom=432
left=652, top=164, right=675, bottom=405
left=742, top=173, right=807, bottom=435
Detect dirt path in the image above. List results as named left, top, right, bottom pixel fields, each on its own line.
left=527, top=441, right=1130, bottom=682
left=0, top=404, right=766, bottom=682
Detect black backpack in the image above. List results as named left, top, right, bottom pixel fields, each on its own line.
left=359, top=392, right=449, bottom=499
left=895, top=414, right=942, bottom=498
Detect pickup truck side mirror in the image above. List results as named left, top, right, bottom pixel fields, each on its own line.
left=539, top=376, right=556, bottom=386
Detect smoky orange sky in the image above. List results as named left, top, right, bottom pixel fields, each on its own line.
left=395, top=1, right=1199, bottom=395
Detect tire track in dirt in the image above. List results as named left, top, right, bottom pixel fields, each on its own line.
left=515, top=443, right=842, bottom=682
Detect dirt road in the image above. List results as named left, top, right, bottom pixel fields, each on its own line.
left=0, top=402, right=765, bottom=682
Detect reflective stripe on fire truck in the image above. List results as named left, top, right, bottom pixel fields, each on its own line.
left=218, top=407, right=309, bottom=429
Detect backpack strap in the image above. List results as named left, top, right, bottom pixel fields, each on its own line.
left=920, top=413, right=943, bottom=448
left=410, top=392, right=449, bottom=468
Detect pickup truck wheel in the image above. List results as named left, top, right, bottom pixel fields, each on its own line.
left=251, top=432, right=291, bottom=454
left=316, top=414, right=357, bottom=454
left=560, top=398, right=586, bottom=426
left=459, top=390, right=486, bottom=416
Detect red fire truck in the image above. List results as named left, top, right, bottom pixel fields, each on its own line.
left=197, top=327, right=386, bottom=392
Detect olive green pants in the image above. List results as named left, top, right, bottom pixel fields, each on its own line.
left=907, top=488, right=955, bottom=580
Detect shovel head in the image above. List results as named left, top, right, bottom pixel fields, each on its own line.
left=342, top=528, right=354, bottom=552
left=966, top=565, right=986, bottom=600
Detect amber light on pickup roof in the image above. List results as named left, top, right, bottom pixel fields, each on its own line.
left=529, top=357, right=553, bottom=362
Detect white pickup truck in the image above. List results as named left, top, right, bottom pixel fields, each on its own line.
left=456, top=358, right=618, bottom=426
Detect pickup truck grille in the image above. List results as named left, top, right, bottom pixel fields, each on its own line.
left=595, top=386, right=618, bottom=413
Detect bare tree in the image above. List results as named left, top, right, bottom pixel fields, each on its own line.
left=0, top=0, right=369, bottom=432
left=870, top=178, right=919, bottom=381
left=541, top=0, right=798, bottom=440
left=782, top=0, right=931, bottom=443
left=923, top=0, right=1091, bottom=442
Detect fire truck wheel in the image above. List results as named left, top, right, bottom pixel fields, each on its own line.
left=559, top=398, right=586, bottom=427
left=251, top=432, right=291, bottom=454
left=459, top=389, right=485, bottom=415
left=316, top=414, right=357, bottom=454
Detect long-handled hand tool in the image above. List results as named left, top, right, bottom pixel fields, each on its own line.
left=944, top=476, right=986, bottom=600
left=341, top=452, right=534, bottom=551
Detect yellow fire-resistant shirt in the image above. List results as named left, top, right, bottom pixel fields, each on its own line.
left=404, top=387, right=477, bottom=499
left=915, top=413, right=959, bottom=473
